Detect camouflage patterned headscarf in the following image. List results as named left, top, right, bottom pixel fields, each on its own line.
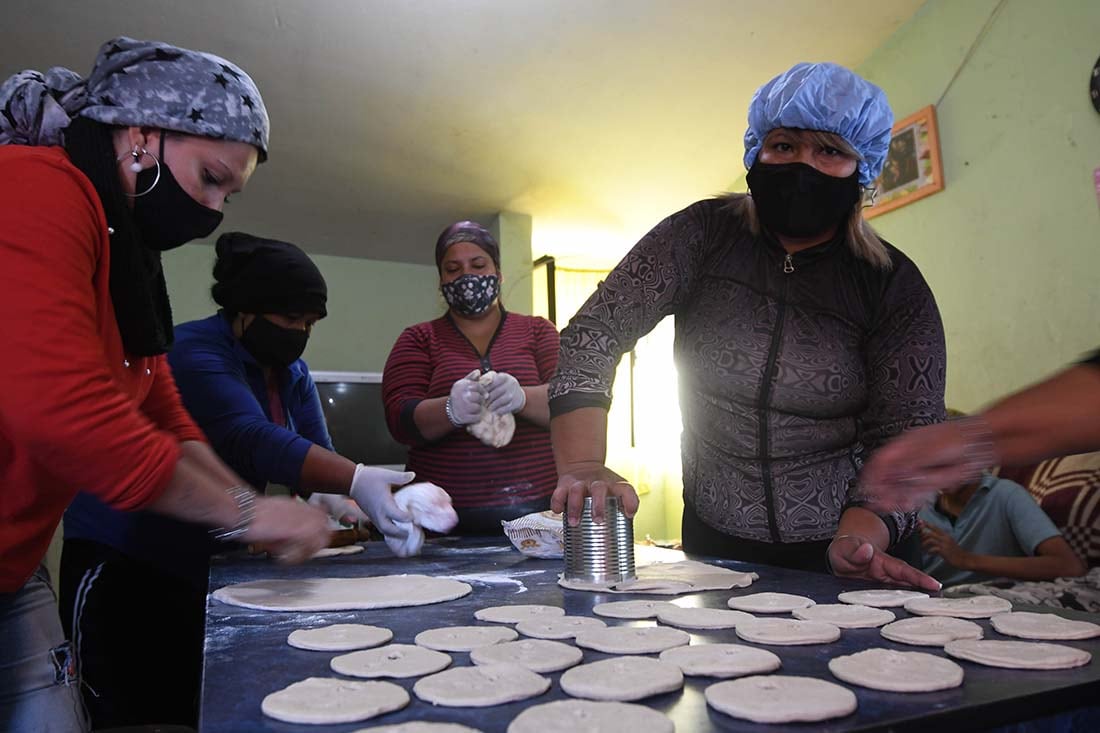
left=0, top=36, right=269, bottom=158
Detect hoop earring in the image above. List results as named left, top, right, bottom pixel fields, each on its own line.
left=861, top=186, right=878, bottom=208
left=117, top=145, right=161, bottom=198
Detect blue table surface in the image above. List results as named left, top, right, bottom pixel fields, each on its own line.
left=200, top=537, right=1100, bottom=733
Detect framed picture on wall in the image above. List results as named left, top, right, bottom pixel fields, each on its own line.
left=864, top=104, right=944, bottom=219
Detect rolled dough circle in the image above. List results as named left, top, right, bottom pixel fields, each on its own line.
left=904, top=595, right=1012, bottom=619
left=656, top=606, right=755, bottom=630
left=944, top=639, right=1092, bottom=670
left=559, top=656, right=684, bottom=701
left=659, top=643, right=781, bottom=678
left=793, top=603, right=895, bottom=629
left=469, top=639, right=583, bottom=673
left=331, top=644, right=452, bottom=679
left=261, top=677, right=409, bottom=724
left=516, top=616, right=606, bottom=640
left=735, top=617, right=841, bottom=645
left=287, top=624, right=393, bottom=651
left=507, top=700, right=674, bottom=733
left=880, top=616, right=984, bottom=647
left=412, top=663, right=550, bottom=707
left=212, top=575, right=472, bottom=611
left=574, top=625, right=690, bottom=655
left=705, top=675, right=857, bottom=723
left=414, top=626, right=518, bottom=652
left=990, top=611, right=1100, bottom=641
left=828, top=648, right=964, bottom=692
left=727, top=592, right=815, bottom=613
left=837, top=589, right=929, bottom=608
left=592, top=600, right=678, bottom=619
left=474, top=604, right=565, bottom=624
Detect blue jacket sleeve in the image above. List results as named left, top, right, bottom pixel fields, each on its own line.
left=292, top=368, right=336, bottom=453
left=168, top=338, right=316, bottom=491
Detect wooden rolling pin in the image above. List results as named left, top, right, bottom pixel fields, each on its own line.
left=248, top=524, right=373, bottom=554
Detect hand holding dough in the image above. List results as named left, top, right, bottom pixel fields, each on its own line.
left=466, top=371, right=515, bottom=448
left=385, top=482, right=459, bottom=557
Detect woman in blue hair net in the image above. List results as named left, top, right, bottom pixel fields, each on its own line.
left=549, top=62, right=945, bottom=589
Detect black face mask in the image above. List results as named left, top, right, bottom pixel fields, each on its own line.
left=240, top=316, right=309, bottom=368
left=132, top=137, right=224, bottom=251
left=746, top=162, right=860, bottom=239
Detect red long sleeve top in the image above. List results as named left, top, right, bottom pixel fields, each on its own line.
left=0, top=146, right=204, bottom=592
left=382, top=311, right=559, bottom=510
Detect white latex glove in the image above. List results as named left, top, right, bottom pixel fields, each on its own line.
left=484, top=371, right=526, bottom=416
left=307, top=492, right=369, bottom=526
left=385, top=482, right=459, bottom=558
left=447, top=370, right=484, bottom=426
left=349, top=464, right=415, bottom=538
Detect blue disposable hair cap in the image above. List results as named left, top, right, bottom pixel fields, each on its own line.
left=743, top=62, right=893, bottom=185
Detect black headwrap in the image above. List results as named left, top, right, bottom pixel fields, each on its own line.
left=434, top=221, right=500, bottom=271
left=211, top=232, right=327, bottom=317
left=63, top=117, right=174, bottom=355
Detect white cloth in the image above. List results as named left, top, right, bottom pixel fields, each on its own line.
left=385, top=482, right=459, bottom=557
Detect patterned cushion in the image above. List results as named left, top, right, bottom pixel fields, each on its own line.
left=1005, top=453, right=1100, bottom=567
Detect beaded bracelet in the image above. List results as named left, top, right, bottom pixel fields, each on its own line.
left=444, top=396, right=463, bottom=428
left=211, top=485, right=257, bottom=542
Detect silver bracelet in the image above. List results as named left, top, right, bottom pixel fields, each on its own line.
left=211, top=485, right=258, bottom=542
left=444, top=396, right=462, bottom=428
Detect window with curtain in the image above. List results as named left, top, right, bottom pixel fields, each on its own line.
left=534, top=258, right=685, bottom=540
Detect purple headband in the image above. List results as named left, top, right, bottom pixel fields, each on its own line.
left=434, top=221, right=500, bottom=271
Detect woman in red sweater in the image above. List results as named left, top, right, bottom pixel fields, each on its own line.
left=0, top=37, right=330, bottom=731
left=383, top=221, right=559, bottom=532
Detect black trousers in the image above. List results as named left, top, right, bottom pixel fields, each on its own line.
left=59, top=539, right=205, bottom=729
left=681, top=501, right=831, bottom=573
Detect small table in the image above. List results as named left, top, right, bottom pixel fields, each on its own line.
left=200, top=536, right=1100, bottom=732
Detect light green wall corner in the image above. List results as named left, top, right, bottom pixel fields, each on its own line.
left=857, top=0, right=1100, bottom=410
left=489, top=210, right=535, bottom=315
left=163, top=244, right=442, bottom=372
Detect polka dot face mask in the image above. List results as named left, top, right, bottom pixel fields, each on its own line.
left=441, top=274, right=500, bottom=316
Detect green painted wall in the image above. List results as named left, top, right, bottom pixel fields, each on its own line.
left=857, top=0, right=1100, bottom=410
left=490, top=210, right=535, bottom=316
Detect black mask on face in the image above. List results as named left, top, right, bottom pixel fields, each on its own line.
left=441, top=273, right=500, bottom=316
left=132, top=135, right=224, bottom=251
left=240, top=316, right=309, bottom=367
left=746, top=162, right=861, bottom=239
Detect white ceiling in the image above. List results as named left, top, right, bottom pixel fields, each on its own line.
left=0, top=0, right=924, bottom=265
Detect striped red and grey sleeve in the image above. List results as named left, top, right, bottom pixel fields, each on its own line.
left=382, top=326, right=433, bottom=446
left=532, top=317, right=560, bottom=383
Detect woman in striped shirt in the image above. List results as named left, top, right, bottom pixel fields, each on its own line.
left=383, top=221, right=559, bottom=532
